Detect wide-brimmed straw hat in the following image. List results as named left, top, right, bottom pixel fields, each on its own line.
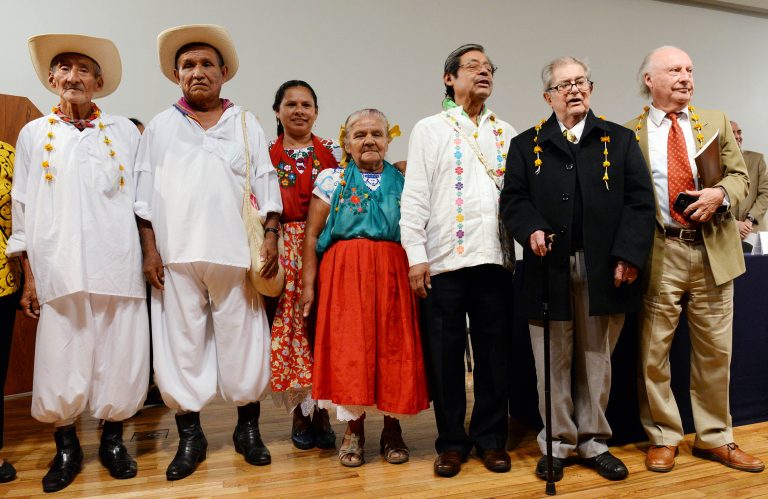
left=28, top=33, right=122, bottom=98
left=157, top=24, right=238, bottom=84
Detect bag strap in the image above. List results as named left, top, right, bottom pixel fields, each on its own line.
left=441, top=112, right=502, bottom=190
left=241, top=110, right=253, bottom=207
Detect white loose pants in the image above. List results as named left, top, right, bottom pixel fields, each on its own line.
left=152, top=262, right=271, bottom=412
left=31, top=292, right=150, bottom=426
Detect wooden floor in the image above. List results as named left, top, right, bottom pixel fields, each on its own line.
left=1, top=377, right=767, bottom=498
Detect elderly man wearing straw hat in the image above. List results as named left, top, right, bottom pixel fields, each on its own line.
left=134, top=24, right=282, bottom=481
left=5, top=34, right=149, bottom=492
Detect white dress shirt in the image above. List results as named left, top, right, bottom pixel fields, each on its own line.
left=134, top=105, right=282, bottom=268
left=646, top=105, right=699, bottom=227
left=400, top=105, right=516, bottom=276
left=6, top=112, right=145, bottom=304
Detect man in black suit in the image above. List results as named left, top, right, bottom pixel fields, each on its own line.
left=500, top=56, right=655, bottom=483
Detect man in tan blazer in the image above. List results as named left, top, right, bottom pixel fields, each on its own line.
left=730, top=121, right=768, bottom=246
left=626, top=46, right=764, bottom=474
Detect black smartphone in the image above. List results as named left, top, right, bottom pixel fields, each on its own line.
left=673, top=192, right=697, bottom=216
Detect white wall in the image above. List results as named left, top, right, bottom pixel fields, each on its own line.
left=3, top=0, right=767, bottom=158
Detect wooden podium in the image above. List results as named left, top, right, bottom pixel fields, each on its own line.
left=1, top=94, right=43, bottom=395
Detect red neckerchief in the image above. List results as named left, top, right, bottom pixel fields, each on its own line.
left=173, top=97, right=234, bottom=127
left=55, top=103, right=101, bottom=131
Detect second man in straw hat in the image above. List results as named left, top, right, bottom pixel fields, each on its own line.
left=134, top=24, right=282, bottom=481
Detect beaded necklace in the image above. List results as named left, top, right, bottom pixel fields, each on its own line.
left=532, top=116, right=612, bottom=190
left=633, top=104, right=704, bottom=145
left=43, top=106, right=125, bottom=188
left=444, top=110, right=507, bottom=255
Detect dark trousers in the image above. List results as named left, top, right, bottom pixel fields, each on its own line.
left=0, top=292, right=18, bottom=449
left=422, top=264, right=513, bottom=455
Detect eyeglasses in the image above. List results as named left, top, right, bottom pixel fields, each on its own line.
left=547, top=78, right=593, bottom=94
left=458, top=61, right=498, bottom=76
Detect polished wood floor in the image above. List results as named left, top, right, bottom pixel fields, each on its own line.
left=1, top=377, right=767, bottom=498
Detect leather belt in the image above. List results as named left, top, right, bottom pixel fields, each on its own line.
left=664, top=226, right=702, bottom=243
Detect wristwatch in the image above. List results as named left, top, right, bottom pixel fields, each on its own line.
left=746, top=214, right=757, bottom=224
left=265, top=227, right=280, bottom=236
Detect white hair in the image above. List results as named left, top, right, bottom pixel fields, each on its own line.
left=637, top=45, right=685, bottom=98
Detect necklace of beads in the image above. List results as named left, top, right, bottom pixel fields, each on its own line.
left=532, top=116, right=612, bottom=190
left=43, top=107, right=125, bottom=188
left=444, top=111, right=506, bottom=255
left=633, top=104, right=704, bottom=145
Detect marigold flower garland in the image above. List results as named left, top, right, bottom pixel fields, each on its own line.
left=43, top=107, right=125, bottom=188
left=532, top=116, right=612, bottom=189
left=633, top=104, right=704, bottom=145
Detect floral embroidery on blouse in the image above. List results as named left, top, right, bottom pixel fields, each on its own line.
left=270, top=138, right=340, bottom=188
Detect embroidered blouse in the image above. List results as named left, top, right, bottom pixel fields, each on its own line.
left=315, top=161, right=403, bottom=256
left=0, top=141, right=20, bottom=297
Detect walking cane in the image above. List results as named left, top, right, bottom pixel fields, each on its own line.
left=542, top=238, right=556, bottom=495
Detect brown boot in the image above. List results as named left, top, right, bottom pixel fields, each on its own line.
left=692, top=443, right=765, bottom=472
left=645, top=445, right=678, bottom=472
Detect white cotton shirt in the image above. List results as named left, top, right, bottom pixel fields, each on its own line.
left=646, top=105, right=699, bottom=227
left=6, top=112, right=145, bottom=304
left=134, top=105, right=282, bottom=268
left=400, top=106, right=516, bottom=276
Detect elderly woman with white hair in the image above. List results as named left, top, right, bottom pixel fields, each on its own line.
left=300, top=109, right=429, bottom=467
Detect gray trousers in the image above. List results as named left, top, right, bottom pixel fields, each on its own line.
left=529, top=252, right=624, bottom=459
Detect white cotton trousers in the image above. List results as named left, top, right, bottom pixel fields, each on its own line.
left=31, top=292, right=150, bottom=426
left=151, top=262, right=271, bottom=413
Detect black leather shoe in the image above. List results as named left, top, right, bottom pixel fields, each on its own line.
left=166, top=412, right=207, bottom=481
left=291, top=425, right=315, bottom=450
left=535, top=455, right=565, bottom=482
left=0, top=460, right=16, bottom=483
left=434, top=451, right=467, bottom=478
left=233, top=402, right=271, bottom=465
left=479, top=448, right=511, bottom=473
left=99, top=421, right=137, bottom=479
left=312, top=409, right=336, bottom=450
left=583, top=451, right=629, bottom=481
left=42, top=425, right=83, bottom=493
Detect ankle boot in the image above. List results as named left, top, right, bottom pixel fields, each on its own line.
left=233, top=402, right=271, bottom=465
left=42, top=425, right=84, bottom=493
left=99, top=421, right=137, bottom=479
left=166, top=412, right=207, bottom=481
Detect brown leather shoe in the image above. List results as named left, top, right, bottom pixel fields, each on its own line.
left=480, top=448, right=511, bottom=473
left=434, top=451, right=466, bottom=478
left=692, top=443, right=765, bottom=472
left=645, top=445, right=678, bottom=472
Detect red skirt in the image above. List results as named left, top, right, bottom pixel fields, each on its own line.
left=311, top=239, right=430, bottom=416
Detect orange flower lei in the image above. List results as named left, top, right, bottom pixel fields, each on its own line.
left=43, top=107, right=125, bottom=188
left=633, top=104, right=704, bottom=145
left=532, top=116, right=612, bottom=189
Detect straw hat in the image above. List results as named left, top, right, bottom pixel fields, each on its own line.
left=157, top=24, right=238, bottom=84
left=28, top=33, right=122, bottom=98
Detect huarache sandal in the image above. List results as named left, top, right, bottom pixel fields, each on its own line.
left=339, top=433, right=365, bottom=467
left=380, top=429, right=410, bottom=464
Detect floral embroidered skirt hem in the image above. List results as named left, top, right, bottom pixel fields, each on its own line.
left=311, top=239, right=430, bottom=417
left=270, top=221, right=314, bottom=398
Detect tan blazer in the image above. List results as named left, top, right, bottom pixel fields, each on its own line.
left=733, top=150, right=768, bottom=232
left=625, top=108, right=749, bottom=294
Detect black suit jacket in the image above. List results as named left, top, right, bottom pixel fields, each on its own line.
left=500, top=111, right=655, bottom=320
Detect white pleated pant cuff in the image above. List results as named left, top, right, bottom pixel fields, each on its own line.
left=31, top=292, right=150, bottom=425
left=151, top=262, right=271, bottom=413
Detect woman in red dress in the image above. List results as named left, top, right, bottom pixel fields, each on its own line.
left=301, top=109, right=429, bottom=467
left=269, top=81, right=340, bottom=450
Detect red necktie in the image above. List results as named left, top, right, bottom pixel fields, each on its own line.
left=667, top=112, right=696, bottom=227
